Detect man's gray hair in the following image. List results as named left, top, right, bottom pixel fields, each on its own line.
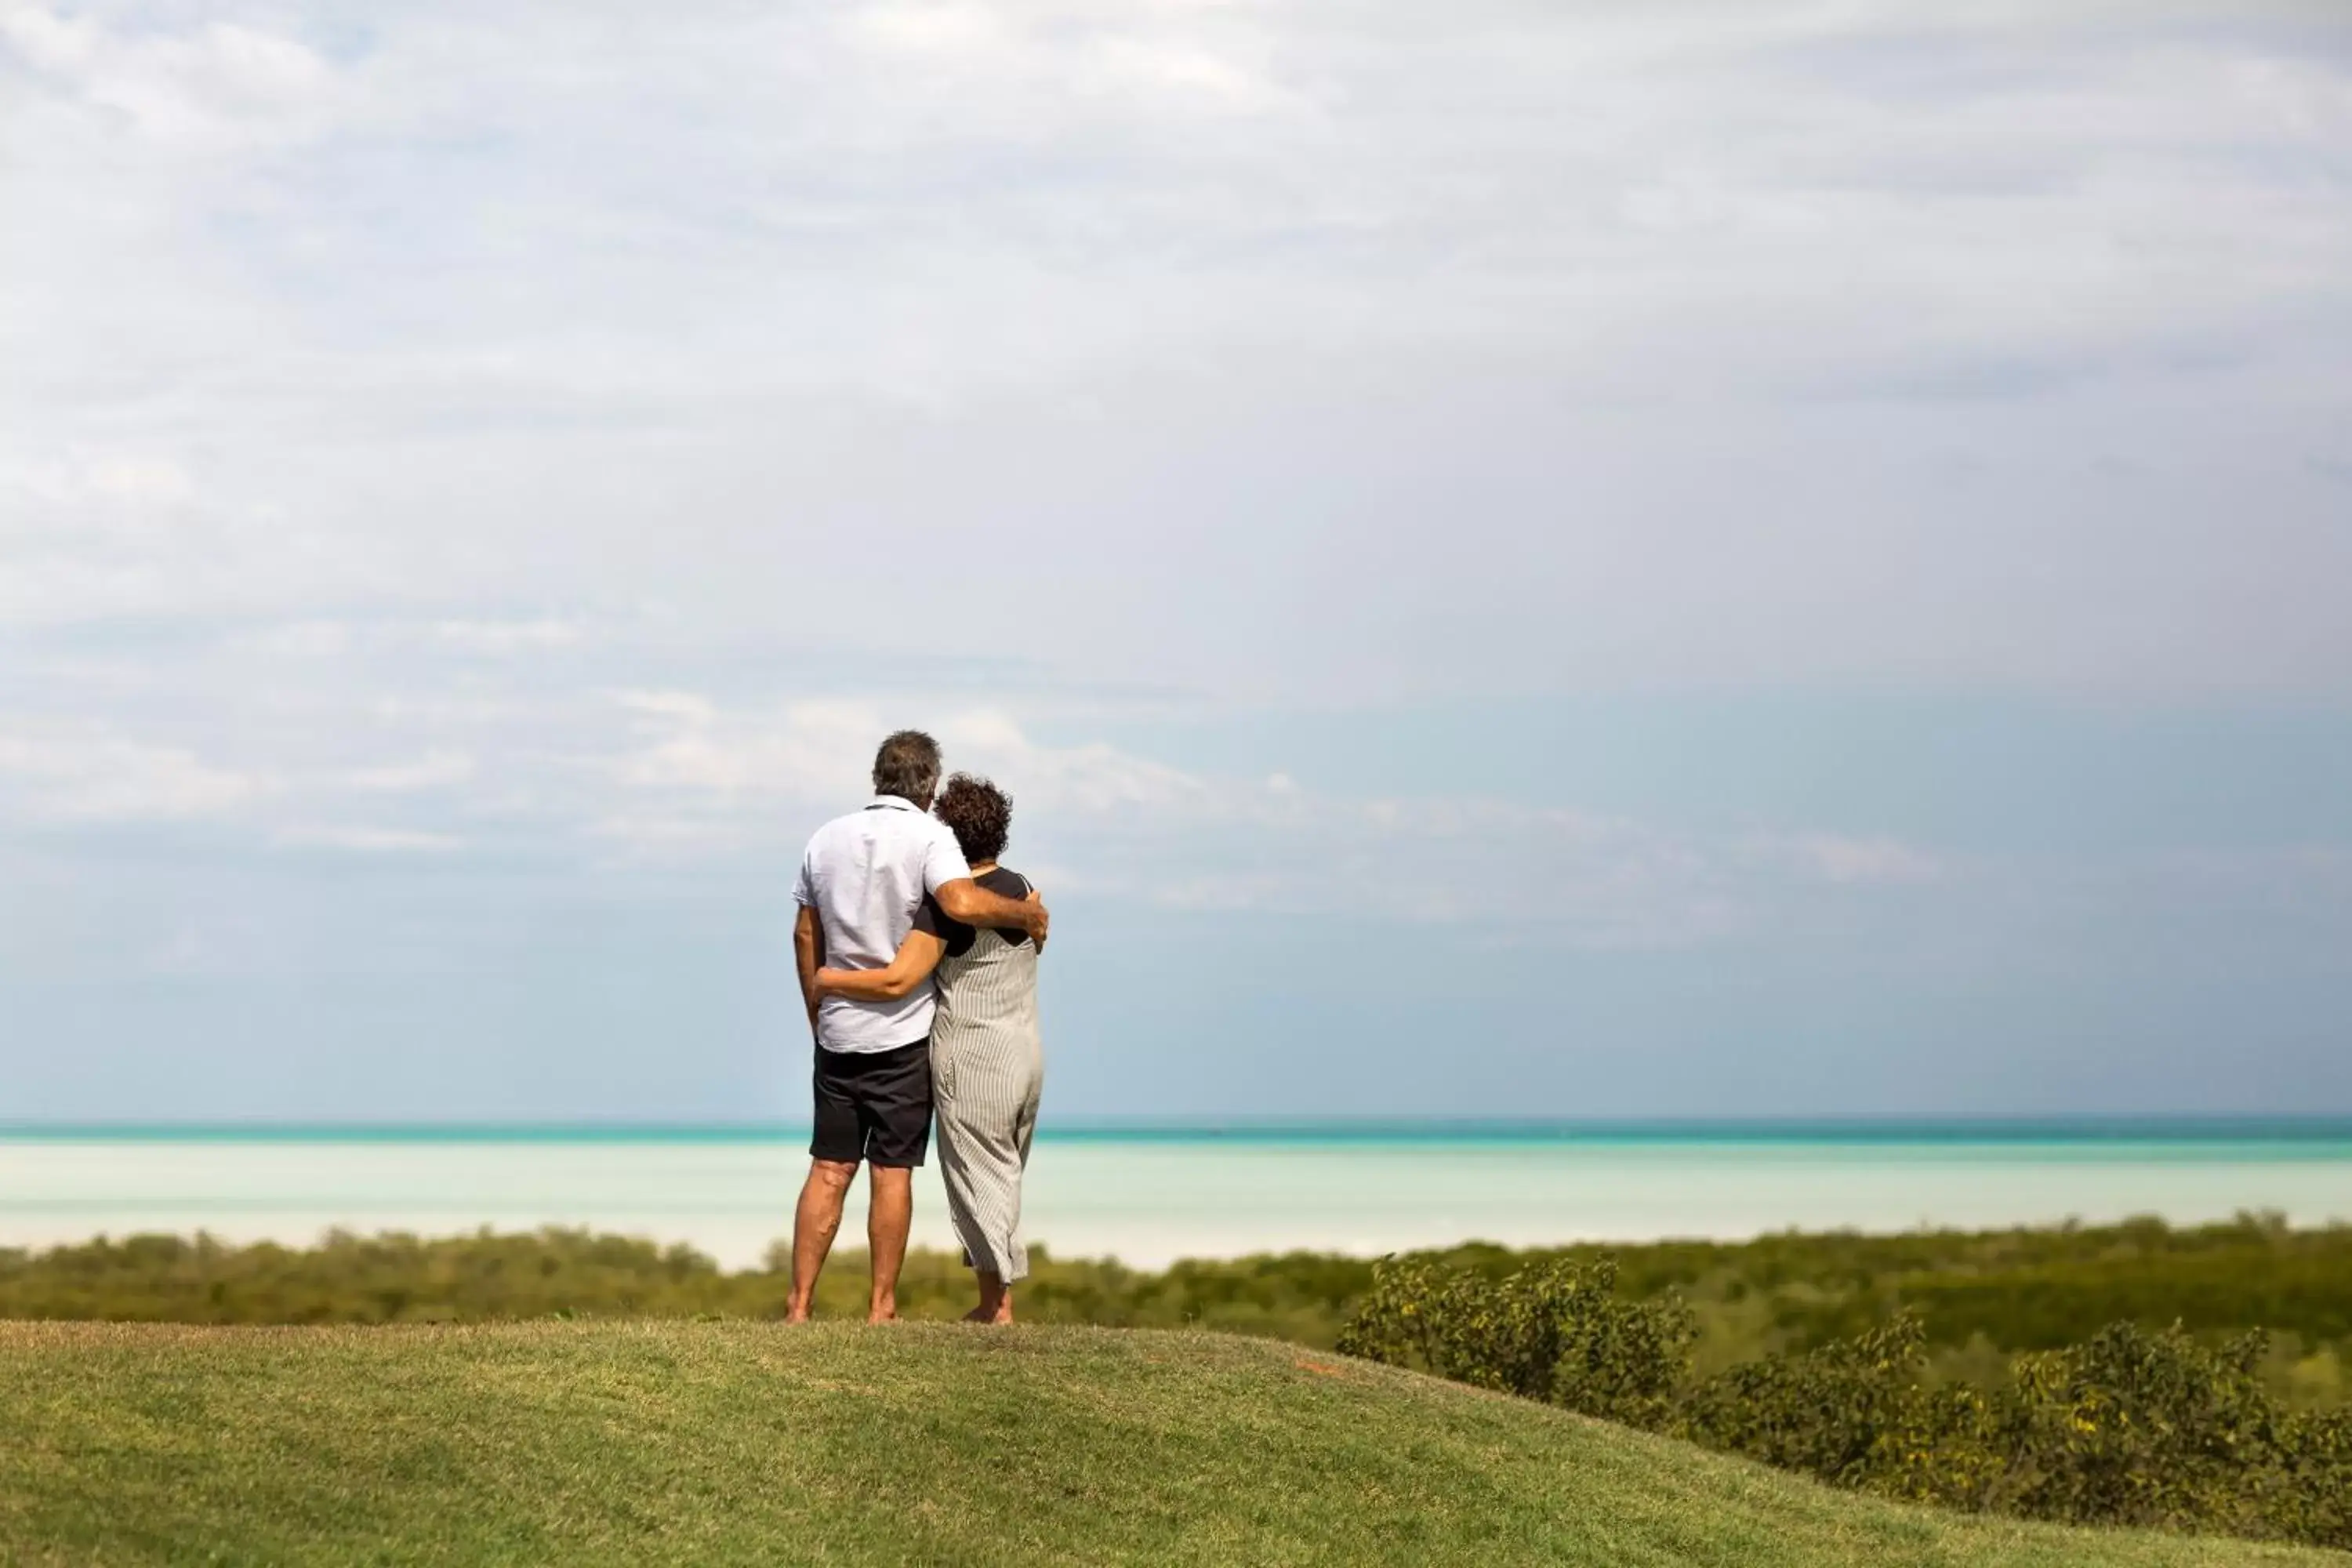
left=871, top=729, right=943, bottom=804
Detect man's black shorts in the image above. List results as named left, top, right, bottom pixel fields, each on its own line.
left=811, top=1039, right=932, bottom=1167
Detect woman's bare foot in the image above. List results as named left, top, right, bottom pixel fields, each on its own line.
left=965, top=1275, right=1014, bottom=1323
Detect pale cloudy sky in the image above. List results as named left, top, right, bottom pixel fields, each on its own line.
left=3, top=0, right=2349, bottom=1120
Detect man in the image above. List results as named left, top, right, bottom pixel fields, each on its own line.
left=785, top=729, right=1048, bottom=1323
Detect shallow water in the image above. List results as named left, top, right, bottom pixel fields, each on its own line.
left=5, top=1126, right=2350, bottom=1269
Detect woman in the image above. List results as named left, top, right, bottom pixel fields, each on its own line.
left=813, top=772, right=1043, bottom=1323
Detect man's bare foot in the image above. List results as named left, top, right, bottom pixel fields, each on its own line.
left=785, top=1306, right=811, bottom=1323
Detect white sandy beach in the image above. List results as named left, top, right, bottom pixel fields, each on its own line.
left=5, top=1137, right=2350, bottom=1270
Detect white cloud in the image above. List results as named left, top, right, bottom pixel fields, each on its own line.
left=597, top=693, right=1939, bottom=944
left=0, top=722, right=268, bottom=822
left=343, top=751, right=477, bottom=793
left=0, top=443, right=386, bottom=628
left=274, top=825, right=465, bottom=853
left=1, top=5, right=339, bottom=154
left=846, top=0, right=1303, bottom=117
left=939, top=709, right=1210, bottom=815
left=431, top=619, right=583, bottom=654
left=610, top=691, right=876, bottom=800
left=0, top=2, right=90, bottom=74
left=1776, top=834, right=1944, bottom=887
left=605, top=694, right=1227, bottom=833
left=230, top=618, right=586, bottom=659
left=4, top=0, right=2348, bottom=693
left=244, top=620, right=354, bottom=658
left=2, top=448, right=198, bottom=543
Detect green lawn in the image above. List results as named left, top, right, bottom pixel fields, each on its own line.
left=0, top=1321, right=2329, bottom=1566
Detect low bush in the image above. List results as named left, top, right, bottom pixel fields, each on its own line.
left=1338, top=1255, right=2352, bottom=1553
left=9, top=1218, right=2351, bottom=1390
left=1336, top=1254, right=1693, bottom=1428
left=2268, top=1408, right=2352, bottom=1550
left=1675, top=1316, right=1985, bottom=1495
left=1987, top=1323, right=2278, bottom=1534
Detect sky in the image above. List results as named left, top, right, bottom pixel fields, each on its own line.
left=2, top=0, right=2350, bottom=1121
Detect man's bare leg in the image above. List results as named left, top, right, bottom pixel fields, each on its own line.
left=866, top=1164, right=913, bottom=1323
left=786, top=1159, right=858, bottom=1322
left=965, top=1272, right=1013, bottom=1324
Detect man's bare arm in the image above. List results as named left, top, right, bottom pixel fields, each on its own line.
left=793, top=906, right=824, bottom=1037
left=817, top=928, right=945, bottom=1002
left=933, top=877, right=1049, bottom=943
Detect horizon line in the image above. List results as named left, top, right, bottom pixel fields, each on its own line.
left=5, top=1114, right=2352, bottom=1145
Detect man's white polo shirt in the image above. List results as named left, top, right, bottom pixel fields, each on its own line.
left=794, top=795, right=972, bottom=1054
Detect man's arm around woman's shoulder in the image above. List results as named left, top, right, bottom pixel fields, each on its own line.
left=933, top=877, right=1048, bottom=944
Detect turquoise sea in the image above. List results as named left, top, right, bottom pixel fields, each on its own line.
left=4, top=1121, right=2350, bottom=1270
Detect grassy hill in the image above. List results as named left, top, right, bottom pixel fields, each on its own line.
left=0, top=1321, right=2332, bottom=1566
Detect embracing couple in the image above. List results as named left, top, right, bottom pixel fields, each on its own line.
left=786, top=730, right=1051, bottom=1325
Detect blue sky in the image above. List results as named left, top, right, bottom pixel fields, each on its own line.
left=2, top=0, right=2349, bottom=1119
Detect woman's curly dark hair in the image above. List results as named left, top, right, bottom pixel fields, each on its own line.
left=934, top=772, right=1012, bottom=865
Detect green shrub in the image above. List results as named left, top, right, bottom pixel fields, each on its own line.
left=1772, top=1214, right=2352, bottom=1354
left=2267, top=1407, right=2352, bottom=1549
left=1337, top=1254, right=1694, bottom=1428
left=1679, top=1313, right=1985, bottom=1492
left=1336, top=1256, right=2352, bottom=1554
left=9, top=1220, right=2351, bottom=1387
left=1671, top=1315, right=2352, bottom=1551
left=1984, top=1322, right=2279, bottom=1535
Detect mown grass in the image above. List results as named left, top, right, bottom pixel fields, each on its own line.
left=0, top=1321, right=2334, bottom=1566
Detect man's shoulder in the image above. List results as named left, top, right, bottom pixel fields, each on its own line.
left=800, top=807, right=878, bottom=866
left=862, top=800, right=959, bottom=853
left=804, top=802, right=952, bottom=864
